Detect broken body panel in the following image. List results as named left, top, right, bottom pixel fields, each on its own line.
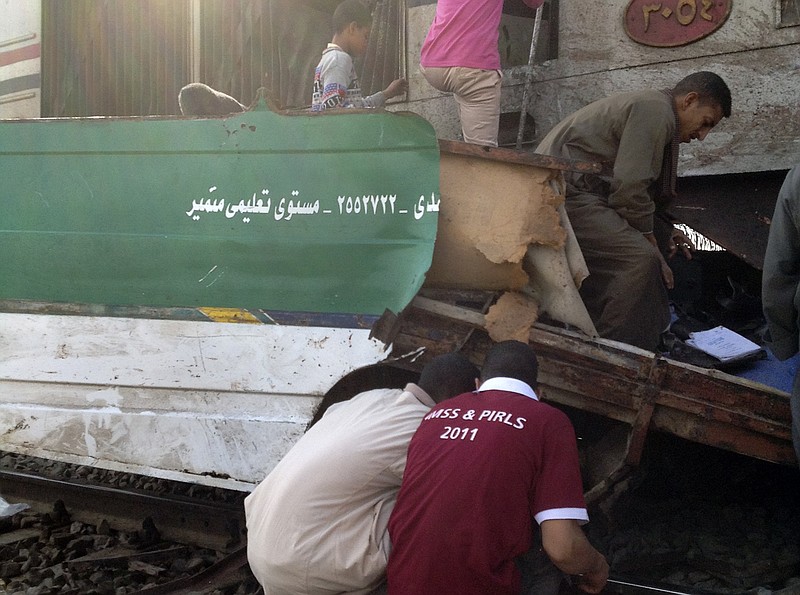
left=0, top=101, right=441, bottom=488
left=0, top=102, right=794, bottom=491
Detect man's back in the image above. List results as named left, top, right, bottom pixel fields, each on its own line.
left=421, top=0, right=506, bottom=70
left=386, top=385, right=586, bottom=595
left=536, top=89, right=673, bottom=168
left=245, top=384, right=435, bottom=594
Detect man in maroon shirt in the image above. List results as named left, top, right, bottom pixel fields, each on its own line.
left=387, top=340, right=608, bottom=594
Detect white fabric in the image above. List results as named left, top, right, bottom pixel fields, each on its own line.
left=478, top=376, right=538, bottom=400
left=244, top=384, right=435, bottom=595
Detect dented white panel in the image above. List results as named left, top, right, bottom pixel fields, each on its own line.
left=0, top=314, right=387, bottom=489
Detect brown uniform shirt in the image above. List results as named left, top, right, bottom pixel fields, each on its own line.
left=536, top=89, right=675, bottom=234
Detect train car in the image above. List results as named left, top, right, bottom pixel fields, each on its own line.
left=0, top=0, right=40, bottom=118
left=0, top=98, right=444, bottom=490
left=0, top=0, right=797, bottom=494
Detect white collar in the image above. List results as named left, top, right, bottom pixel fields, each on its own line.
left=477, top=377, right=538, bottom=401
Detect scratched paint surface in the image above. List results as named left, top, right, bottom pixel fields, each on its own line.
left=0, top=312, right=387, bottom=487
left=0, top=99, right=440, bottom=316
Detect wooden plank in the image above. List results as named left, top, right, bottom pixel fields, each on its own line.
left=410, top=296, right=485, bottom=328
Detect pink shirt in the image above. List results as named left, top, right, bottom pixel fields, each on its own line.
left=420, top=0, right=544, bottom=70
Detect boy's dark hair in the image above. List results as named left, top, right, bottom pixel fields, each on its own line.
left=333, top=0, right=372, bottom=33
left=480, top=340, right=539, bottom=390
left=673, top=71, right=732, bottom=118
left=418, top=353, right=479, bottom=404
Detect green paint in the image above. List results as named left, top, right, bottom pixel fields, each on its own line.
left=0, top=98, right=440, bottom=317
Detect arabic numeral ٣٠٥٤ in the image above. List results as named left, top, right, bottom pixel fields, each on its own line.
left=642, top=0, right=714, bottom=31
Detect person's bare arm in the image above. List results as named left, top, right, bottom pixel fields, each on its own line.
left=383, top=78, right=408, bottom=100
left=540, top=519, right=609, bottom=594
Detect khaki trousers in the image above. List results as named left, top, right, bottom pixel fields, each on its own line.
left=420, top=65, right=502, bottom=147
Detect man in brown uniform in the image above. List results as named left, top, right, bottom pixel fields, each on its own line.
left=535, top=72, right=731, bottom=351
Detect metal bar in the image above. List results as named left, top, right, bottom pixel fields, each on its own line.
left=516, top=5, right=543, bottom=150
left=0, top=33, right=37, bottom=48
left=439, top=138, right=602, bottom=173
left=0, top=92, right=36, bottom=105
left=606, top=576, right=719, bottom=595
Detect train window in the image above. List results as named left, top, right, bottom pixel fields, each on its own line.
left=42, top=0, right=192, bottom=117
left=350, top=0, right=407, bottom=106
left=499, top=0, right=559, bottom=67
left=40, top=0, right=403, bottom=116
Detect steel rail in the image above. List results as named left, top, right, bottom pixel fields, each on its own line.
left=0, top=468, right=245, bottom=551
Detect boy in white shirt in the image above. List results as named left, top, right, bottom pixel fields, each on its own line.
left=311, top=0, right=407, bottom=112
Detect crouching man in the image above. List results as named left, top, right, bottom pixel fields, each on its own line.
left=244, top=352, right=479, bottom=594
left=386, top=340, right=609, bottom=594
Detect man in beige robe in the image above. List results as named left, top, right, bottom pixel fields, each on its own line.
left=244, top=352, right=479, bottom=595
left=535, top=71, right=731, bottom=351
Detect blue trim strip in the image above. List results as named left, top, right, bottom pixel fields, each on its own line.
left=257, top=309, right=379, bottom=329
left=0, top=299, right=378, bottom=329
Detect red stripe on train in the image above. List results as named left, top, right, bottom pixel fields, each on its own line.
left=0, top=43, right=41, bottom=68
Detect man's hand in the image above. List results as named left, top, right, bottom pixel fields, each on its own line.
left=667, top=226, right=695, bottom=260
left=644, top=233, right=674, bottom=289
left=541, top=520, right=609, bottom=594
left=576, top=553, right=610, bottom=594
left=384, top=78, right=408, bottom=100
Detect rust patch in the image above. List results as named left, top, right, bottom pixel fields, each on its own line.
left=484, top=291, right=539, bottom=343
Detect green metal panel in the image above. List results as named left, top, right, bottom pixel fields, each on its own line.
left=0, top=100, right=440, bottom=317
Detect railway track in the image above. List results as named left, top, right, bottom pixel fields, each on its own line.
left=0, top=464, right=256, bottom=594
left=0, top=468, right=244, bottom=551
left=1, top=446, right=798, bottom=594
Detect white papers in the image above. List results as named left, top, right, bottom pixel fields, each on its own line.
left=686, top=326, right=762, bottom=362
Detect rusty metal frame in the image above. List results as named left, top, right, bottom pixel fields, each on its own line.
left=380, top=292, right=794, bottom=468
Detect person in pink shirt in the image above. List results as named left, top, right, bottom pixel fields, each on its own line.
left=419, top=0, right=544, bottom=146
